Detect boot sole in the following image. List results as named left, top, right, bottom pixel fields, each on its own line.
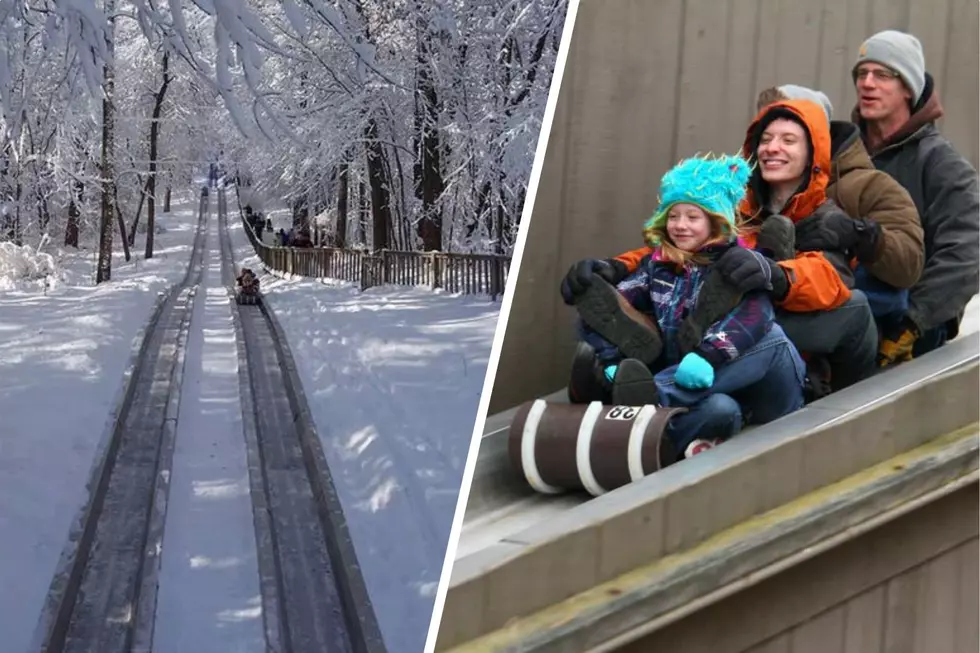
left=576, top=278, right=663, bottom=365
left=612, top=359, right=659, bottom=406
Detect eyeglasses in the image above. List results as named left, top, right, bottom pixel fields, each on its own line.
left=853, top=67, right=901, bottom=82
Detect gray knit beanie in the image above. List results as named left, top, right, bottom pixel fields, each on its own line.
left=853, top=30, right=926, bottom=103
left=777, top=84, right=834, bottom=122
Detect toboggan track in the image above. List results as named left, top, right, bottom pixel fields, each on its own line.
left=215, top=186, right=386, bottom=653
left=30, top=191, right=210, bottom=653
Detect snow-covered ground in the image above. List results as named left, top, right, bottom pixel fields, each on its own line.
left=0, top=194, right=199, bottom=653
left=226, top=206, right=500, bottom=653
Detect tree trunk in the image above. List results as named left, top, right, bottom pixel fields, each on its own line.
left=515, top=186, right=527, bottom=229
left=357, top=180, right=367, bottom=246
left=390, top=140, right=411, bottom=250
left=336, top=156, right=348, bottom=248
left=467, top=178, right=494, bottom=240
left=8, top=181, right=21, bottom=244
left=114, top=183, right=130, bottom=261
left=380, top=145, right=403, bottom=249
left=292, top=196, right=309, bottom=231
left=414, top=9, right=445, bottom=252
left=146, top=51, right=170, bottom=259
left=164, top=186, right=171, bottom=212
left=128, top=178, right=150, bottom=246
left=65, top=200, right=80, bottom=247
left=37, top=188, right=49, bottom=234
left=65, top=178, right=82, bottom=247
left=496, top=185, right=506, bottom=255
left=96, top=0, right=116, bottom=283
left=364, top=117, right=391, bottom=251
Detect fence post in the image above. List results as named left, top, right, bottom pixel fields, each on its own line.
left=492, top=258, right=503, bottom=300
left=430, top=252, right=441, bottom=290
left=360, top=256, right=374, bottom=291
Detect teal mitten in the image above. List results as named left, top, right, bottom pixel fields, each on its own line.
left=674, top=352, right=714, bottom=389
left=603, top=364, right=619, bottom=382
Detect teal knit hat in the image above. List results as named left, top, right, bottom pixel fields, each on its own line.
left=643, top=153, right=752, bottom=247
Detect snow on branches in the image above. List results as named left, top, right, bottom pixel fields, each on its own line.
left=0, top=0, right=568, bottom=255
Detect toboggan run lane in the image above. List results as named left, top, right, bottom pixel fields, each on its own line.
left=29, top=187, right=386, bottom=653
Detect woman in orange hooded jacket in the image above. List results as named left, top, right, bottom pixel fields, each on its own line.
left=564, top=99, right=879, bottom=398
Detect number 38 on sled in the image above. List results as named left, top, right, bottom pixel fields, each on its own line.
left=235, top=268, right=262, bottom=306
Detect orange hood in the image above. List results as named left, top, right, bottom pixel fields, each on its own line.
left=738, top=99, right=831, bottom=222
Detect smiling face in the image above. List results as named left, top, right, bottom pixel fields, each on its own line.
left=665, top=203, right=714, bottom=252
left=854, top=61, right=913, bottom=123
left=756, top=117, right=810, bottom=189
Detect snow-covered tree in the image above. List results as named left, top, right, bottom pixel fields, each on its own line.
left=0, top=0, right=568, bottom=280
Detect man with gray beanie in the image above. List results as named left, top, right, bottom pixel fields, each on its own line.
left=760, top=84, right=834, bottom=122
left=851, top=29, right=979, bottom=367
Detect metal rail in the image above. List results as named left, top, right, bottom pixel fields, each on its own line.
left=30, top=192, right=210, bottom=653
left=216, top=187, right=386, bottom=653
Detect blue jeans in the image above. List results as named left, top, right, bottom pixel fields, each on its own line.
left=654, top=324, right=806, bottom=455
left=854, top=263, right=909, bottom=322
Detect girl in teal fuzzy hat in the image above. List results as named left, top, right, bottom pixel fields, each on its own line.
left=642, top=153, right=751, bottom=263
left=572, top=153, right=806, bottom=462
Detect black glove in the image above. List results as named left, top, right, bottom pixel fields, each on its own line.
left=714, top=247, right=789, bottom=300
left=795, top=201, right=880, bottom=262
left=560, top=258, right=629, bottom=305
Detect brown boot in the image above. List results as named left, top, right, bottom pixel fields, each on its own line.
left=676, top=266, right=743, bottom=356
left=567, top=342, right=612, bottom=404
left=611, top=358, right=660, bottom=406
left=575, top=277, right=663, bottom=365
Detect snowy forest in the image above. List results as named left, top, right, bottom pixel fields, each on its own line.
left=0, top=0, right=568, bottom=282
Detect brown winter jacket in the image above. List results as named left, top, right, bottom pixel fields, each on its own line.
left=826, top=121, right=924, bottom=288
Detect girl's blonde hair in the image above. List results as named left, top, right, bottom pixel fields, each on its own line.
left=644, top=206, right=740, bottom=267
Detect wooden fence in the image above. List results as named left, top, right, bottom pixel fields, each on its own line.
left=232, top=186, right=511, bottom=299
